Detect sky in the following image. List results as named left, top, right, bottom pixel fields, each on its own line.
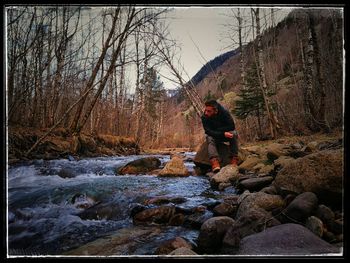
left=156, top=6, right=293, bottom=90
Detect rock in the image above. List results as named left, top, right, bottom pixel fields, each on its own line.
left=132, top=205, right=177, bottom=225
left=63, top=226, right=162, bottom=255
left=158, top=155, right=189, bottom=177
left=273, top=156, right=296, bottom=169
left=273, top=149, right=343, bottom=208
left=196, top=216, right=235, bottom=253
left=237, top=176, right=274, bottom=192
left=184, top=210, right=214, bottom=229
left=258, top=164, right=275, bottom=175
left=168, top=247, right=198, bottom=255
left=213, top=202, right=237, bottom=217
left=305, top=216, right=324, bottom=237
left=218, top=182, right=232, bottom=191
left=155, top=237, right=193, bottom=255
left=143, top=196, right=187, bottom=206
left=305, top=141, right=320, bottom=153
left=210, top=165, right=239, bottom=189
left=118, top=157, right=161, bottom=175
left=222, top=207, right=281, bottom=248
left=237, top=223, right=341, bottom=255
left=281, top=192, right=318, bottom=223
left=315, top=205, right=335, bottom=231
left=168, top=213, right=185, bottom=226
left=57, top=168, right=77, bottom=178
left=78, top=202, right=125, bottom=221
left=260, top=185, right=278, bottom=195
left=236, top=192, right=285, bottom=219
left=266, top=143, right=290, bottom=161
left=238, top=155, right=264, bottom=171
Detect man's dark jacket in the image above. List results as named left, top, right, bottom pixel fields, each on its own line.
left=201, top=103, right=235, bottom=141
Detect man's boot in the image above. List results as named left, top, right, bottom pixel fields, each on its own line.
left=210, top=158, right=221, bottom=173
left=231, top=156, right=239, bottom=166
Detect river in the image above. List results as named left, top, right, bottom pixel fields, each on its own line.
left=7, top=153, right=236, bottom=256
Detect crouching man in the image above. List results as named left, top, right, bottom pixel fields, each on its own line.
left=201, top=100, right=239, bottom=173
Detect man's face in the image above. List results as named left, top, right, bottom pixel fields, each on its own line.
left=204, top=105, right=218, bottom=118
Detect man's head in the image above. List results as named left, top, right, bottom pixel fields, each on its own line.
left=204, top=100, right=219, bottom=118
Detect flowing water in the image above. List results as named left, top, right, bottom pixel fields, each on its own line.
left=7, top=153, right=236, bottom=256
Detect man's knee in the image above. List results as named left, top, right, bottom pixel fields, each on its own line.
left=206, top=135, right=216, bottom=144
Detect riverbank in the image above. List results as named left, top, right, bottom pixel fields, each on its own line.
left=8, top=126, right=140, bottom=164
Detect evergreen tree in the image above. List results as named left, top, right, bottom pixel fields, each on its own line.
left=235, top=64, right=276, bottom=119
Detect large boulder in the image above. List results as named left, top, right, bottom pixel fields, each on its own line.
left=237, top=223, right=340, bottom=255
left=281, top=192, right=318, bottom=223
left=222, top=207, right=281, bottom=248
left=196, top=216, right=235, bottom=253
left=117, top=157, right=161, bottom=175
left=158, top=155, right=189, bottom=177
left=210, top=165, right=239, bottom=189
left=273, top=149, right=343, bottom=207
left=236, top=192, right=285, bottom=219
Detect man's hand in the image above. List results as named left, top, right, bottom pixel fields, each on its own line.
left=224, top=131, right=234, bottom=139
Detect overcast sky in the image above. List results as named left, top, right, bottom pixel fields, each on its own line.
left=157, top=6, right=293, bottom=90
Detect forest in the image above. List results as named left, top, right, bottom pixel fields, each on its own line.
left=7, top=6, right=343, bottom=159
left=6, top=6, right=344, bottom=257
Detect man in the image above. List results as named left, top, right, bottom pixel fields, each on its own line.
left=201, top=99, right=239, bottom=173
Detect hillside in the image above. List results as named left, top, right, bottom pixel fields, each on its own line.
left=160, top=8, right=343, bottom=148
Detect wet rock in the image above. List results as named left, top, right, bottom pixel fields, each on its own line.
left=222, top=207, right=281, bottom=248
left=236, top=192, right=285, bottom=219
left=281, top=192, right=318, bottom=224
left=184, top=210, right=214, bottom=229
left=117, top=157, right=161, bottom=175
left=155, top=237, right=193, bottom=255
left=196, top=216, right=235, bottom=253
left=77, top=202, right=124, bottom=221
left=237, top=223, right=340, bottom=255
left=58, top=168, right=76, bottom=178
left=71, top=193, right=96, bottom=209
left=143, top=196, right=187, bottom=206
left=168, top=213, right=185, bottom=226
left=273, top=149, right=343, bottom=208
left=218, top=182, right=232, bottom=191
left=158, top=155, right=189, bottom=177
left=237, top=176, right=274, bottom=192
left=210, top=165, right=239, bottom=189
left=132, top=205, right=177, bottom=226
left=63, top=226, right=163, bottom=255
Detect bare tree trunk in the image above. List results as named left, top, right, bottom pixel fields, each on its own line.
left=237, top=8, right=246, bottom=90
left=69, top=8, right=120, bottom=134
left=253, top=8, right=281, bottom=139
